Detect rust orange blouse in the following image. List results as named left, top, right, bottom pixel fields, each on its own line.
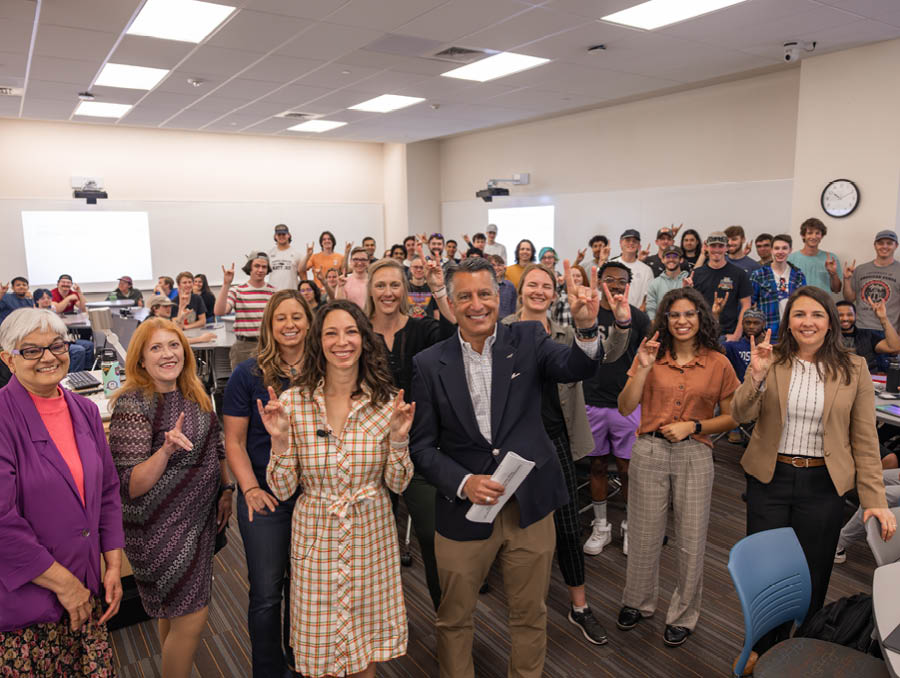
left=626, top=348, right=740, bottom=446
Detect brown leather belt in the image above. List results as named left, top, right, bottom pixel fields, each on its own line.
left=776, top=454, right=826, bottom=468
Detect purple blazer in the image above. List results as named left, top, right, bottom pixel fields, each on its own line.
left=0, top=376, right=125, bottom=632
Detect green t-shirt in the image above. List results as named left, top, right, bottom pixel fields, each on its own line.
left=787, top=250, right=840, bottom=292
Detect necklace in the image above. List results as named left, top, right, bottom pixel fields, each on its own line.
left=280, top=354, right=303, bottom=377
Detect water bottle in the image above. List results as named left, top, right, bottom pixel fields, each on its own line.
left=887, top=358, right=900, bottom=394
left=100, top=348, right=120, bottom=397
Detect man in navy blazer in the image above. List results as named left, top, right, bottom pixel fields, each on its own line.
left=410, top=257, right=605, bottom=678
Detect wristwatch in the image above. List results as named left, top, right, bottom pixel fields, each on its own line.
left=693, top=420, right=702, bottom=435
left=220, top=482, right=236, bottom=493
left=575, top=322, right=599, bottom=340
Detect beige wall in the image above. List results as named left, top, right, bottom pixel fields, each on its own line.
left=439, top=69, right=800, bottom=203
left=790, top=38, right=900, bottom=264
left=405, top=140, right=441, bottom=239
left=382, top=142, right=408, bottom=247
left=0, top=118, right=384, bottom=203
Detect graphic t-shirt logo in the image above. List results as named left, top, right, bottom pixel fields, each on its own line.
left=862, top=280, right=891, bottom=305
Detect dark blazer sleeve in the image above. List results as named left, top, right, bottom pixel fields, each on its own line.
left=410, top=354, right=471, bottom=500
left=533, top=323, right=600, bottom=384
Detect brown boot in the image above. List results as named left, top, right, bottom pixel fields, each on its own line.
left=732, top=651, right=758, bottom=676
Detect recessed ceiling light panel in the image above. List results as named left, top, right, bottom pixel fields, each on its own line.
left=601, top=0, right=750, bottom=30
left=287, top=120, right=348, bottom=133
left=95, top=63, right=170, bottom=90
left=74, top=101, right=133, bottom=118
left=440, top=52, right=550, bottom=82
left=349, top=94, right=425, bottom=113
left=126, top=0, right=236, bottom=43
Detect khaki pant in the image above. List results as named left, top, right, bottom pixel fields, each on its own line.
left=622, top=435, right=713, bottom=630
left=434, top=501, right=555, bottom=678
left=229, top=337, right=258, bottom=370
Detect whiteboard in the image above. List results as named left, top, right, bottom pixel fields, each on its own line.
left=442, top=179, right=794, bottom=261
left=0, top=199, right=384, bottom=293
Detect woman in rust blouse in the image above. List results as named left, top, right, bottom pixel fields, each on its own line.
left=616, top=287, right=739, bottom=648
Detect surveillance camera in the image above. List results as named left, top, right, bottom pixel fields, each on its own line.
left=783, top=42, right=800, bottom=62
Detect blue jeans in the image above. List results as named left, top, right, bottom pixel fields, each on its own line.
left=236, top=486, right=297, bottom=678
left=67, top=340, right=95, bottom=371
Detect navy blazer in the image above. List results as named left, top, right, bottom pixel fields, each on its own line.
left=410, top=321, right=599, bottom=541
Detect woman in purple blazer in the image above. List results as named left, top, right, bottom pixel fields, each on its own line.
left=0, top=308, right=125, bottom=677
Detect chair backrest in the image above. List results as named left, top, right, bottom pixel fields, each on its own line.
left=865, top=506, right=900, bottom=566
left=728, top=527, right=811, bottom=677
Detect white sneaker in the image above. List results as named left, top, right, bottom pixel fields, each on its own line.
left=584, top=519, right=612, bottom=555
left=621, top=520, right=629, bottom=556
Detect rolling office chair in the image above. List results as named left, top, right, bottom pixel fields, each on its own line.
left=866, top=506, right=900, bottom=566
left=729, top=527, right=889, bottom=677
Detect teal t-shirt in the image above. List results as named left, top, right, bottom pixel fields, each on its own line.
left=787, top=250, right=840, bottom=292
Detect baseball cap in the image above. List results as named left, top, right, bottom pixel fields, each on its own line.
left=620, top=228, right=641, bottom=241
left=58, top=274, right=73, bottom=282
left=744, top=308, right=765, bottom=321
left=656, top=228, right=673, bottom=239
left=486, top=223, right=498, bottom=233
left=149, top=295, right=176, bottom=309
left=274, top=224, right=290, bottom=234
left=118, top=275, right=133, bottom=284
left=706, top=231, right=728, bottom=245
left=662, top=245, right=682, bottom=257
left=875, top=230, right=898, bottom=244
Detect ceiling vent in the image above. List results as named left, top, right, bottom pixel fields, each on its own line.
left=275, top=111, right=317, bottom=120
left=0, top=86, right=24, bottom=96
left=428, top=46, right=493, bottom=64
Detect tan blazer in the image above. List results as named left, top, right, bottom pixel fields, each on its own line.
left=731, top=353, right=887, bottom=509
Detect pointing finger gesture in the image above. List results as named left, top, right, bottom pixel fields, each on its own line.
left=162, top=412, right=193, bottom=456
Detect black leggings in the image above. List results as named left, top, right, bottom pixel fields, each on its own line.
left=550, top=431, right=585, bottom=588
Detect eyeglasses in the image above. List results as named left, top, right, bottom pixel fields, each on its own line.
left=600, top=277, right=627, bottom=285
left=665, top=310, right=698, bottom=320
left=351, top=257, right=369, bottom=263
left=12, top=341, right=69, bottom=360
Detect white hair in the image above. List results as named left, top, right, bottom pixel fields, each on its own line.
left=0, top=308, right=70, bottom=352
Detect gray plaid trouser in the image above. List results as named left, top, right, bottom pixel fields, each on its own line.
left=622, top=435, right=713, bottom=630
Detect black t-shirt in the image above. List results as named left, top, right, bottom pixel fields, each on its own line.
left=842, top=328, right=880, bottom=372
left=644, top=254, right=665, bottom=278
left=378, top=316, right=442, bottom=402
left=681, top=253, right=700, bottom=273
left=200, top=290, right=216, bottom=318
left=177, top=292, right=208, bottom=323
left=540, top=378, right=566, bottom=438
left=583, top=305, right=651, bottom=408
left=691, top=262, right=751, bottom=334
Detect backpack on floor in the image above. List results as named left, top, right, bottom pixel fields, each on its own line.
left=793, top=593, right=880, bottom=657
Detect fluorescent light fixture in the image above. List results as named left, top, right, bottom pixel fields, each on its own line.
left=441, top=52, right=550, bottom=82
left=74, top=101, right=133, bottom=118
left=601, top=0, right=750, bottom=30
left=349, top=94, right=425, bottom=113
left=287, top=120, right=348, bottom=133
left=95, top=63, right=170, bottom=90
left=126, top=0, right=236, bottom=43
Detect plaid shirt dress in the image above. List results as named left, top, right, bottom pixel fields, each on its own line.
left=267, top=383, right=413, bottom=677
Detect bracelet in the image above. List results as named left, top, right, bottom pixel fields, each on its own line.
left=220, top=482, right=236, bottom=493
left=614, top=319, right=632, bottom=329
left=390, top=437, right=409, bottom=449
left=575, top=322, right=599, bottom=340
left=243, top=485, right=260, bottom=495
left=433, top=287, right=447, bottom=299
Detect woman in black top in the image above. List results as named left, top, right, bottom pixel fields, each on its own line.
left=192, top=274, right=217, bottom=321
left=679, top=229, right=703, bottom=272
left=298, top=279, right=322, bottom=311
left=366, top=258, right=443, bottom=610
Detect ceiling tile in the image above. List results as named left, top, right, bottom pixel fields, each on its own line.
left=394, top=75, right=472, bottom=99
left=178, top=46, right=263, bottom=78
left=389, top=56, right=461, bottom=76
left=26, top=79, right=89, bottom=101
left=187, top=94, right=249, bottom=112
left=741, top=18, right=900, bottom=58
left=204, top=113, right=267, bottom=131
left=157, top=71, right=225, bottom=95
left=140, top=90, right=207, bottom=108
left=293, top=87, right=378, bottom=114
left=29, top=55, right=98, bottom=84
left=161, top=109, right=223, bottom=129
left=39, top=0, right=140, bottom=32
left=351, top=69, right=431, bottom=94
left=542, top=0, right=660, bottom=21
left=227, top=99, right=289, bottom=117
left=207, top=9, right=313, bottom=52
left=0, top=18, right=34, bottom=54
left=240, top=54, right=326, bottom=83
left=296, top=61, right=381, bottom=88
left=246, top=0, right=350, bottom=21
left=111, top=35, right=196, bottom=70
left=334, top=49, right=410, bottom=69
left=0, top=50, right=29, bottom=81
left=119, top=105, right=182, bottom=126
left=89, top=85, right=147, bottom=104
left=395, top=0, right=533, bottom=43
left=277, top=22, right=384, bottom=61
left=0, top=95, right=21, bottom=115
left=324, top=0, right=447, bottom=32
left=218, top=77, right=281, bottom=99
left=21, top=96, right=75, bottom=119
left=33, top=24, right=118, bottom=62
left=0, top=0, right=39, bottom=22
left=256, top=82, right=334, bottom=105
left=820, top=0, right=900, bottom=26
left=240, top=116, right=299, bottom=132
left=460, top=7, right=588, bottom=51
left=448, top=81, right=524, bottom=103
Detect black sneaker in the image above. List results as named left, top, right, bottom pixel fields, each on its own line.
left=568, top=606, right=608, bottom=645
left=616, top=605, right=643, bottom=631
left=663, top=625, right=691, bottom=647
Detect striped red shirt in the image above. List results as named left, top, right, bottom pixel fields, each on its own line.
left=227, top=282, right=275, bottom=337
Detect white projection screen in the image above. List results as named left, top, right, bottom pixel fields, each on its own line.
left=487, top=205, right=555, bottom=256
left=21, top=211, right=153, bottom=286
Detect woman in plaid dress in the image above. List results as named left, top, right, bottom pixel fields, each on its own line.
left=263, top=300, right=415, bottom=678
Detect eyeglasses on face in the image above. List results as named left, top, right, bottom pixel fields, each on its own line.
left=600, top=276, right=627, bottom=285
left=12, top=341, right=69, bottom=360
left=665, top=310, right=698, bottom=320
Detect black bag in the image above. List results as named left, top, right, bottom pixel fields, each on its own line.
left=794, top=593, right=880, bottom=656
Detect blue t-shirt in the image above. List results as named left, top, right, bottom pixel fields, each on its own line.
left=222, top=357, right=291, bottom=489
left=0, top=293, right=34, bottom=328
left=723, top=336, right=751, bottom=382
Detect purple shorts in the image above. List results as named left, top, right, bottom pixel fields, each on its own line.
left=586, top=404, right=641, bottom=460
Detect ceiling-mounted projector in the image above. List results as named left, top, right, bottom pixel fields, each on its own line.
left=73, top=179, right=108, bottom=204
left=476, top=173, right=530, bottom=202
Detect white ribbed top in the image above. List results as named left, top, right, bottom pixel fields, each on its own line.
left=777, top=358, right=825, bottom=458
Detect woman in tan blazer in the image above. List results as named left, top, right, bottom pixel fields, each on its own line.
left=732, top=285, right=895, bottom=660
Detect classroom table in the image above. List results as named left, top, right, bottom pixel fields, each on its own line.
left=876, top=392, right=900, bottom=427
left=62, top=312, right=91, bottom=330
left=86, top=299, right=135, bottom=309
left=873, top=561, right=900, bottom=677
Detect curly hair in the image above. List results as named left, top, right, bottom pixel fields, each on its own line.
left=296, top=300, right=395, bottom=407
left=774, top=286, right=852, bottom=384
left=649, top=287, right=723, bottom=360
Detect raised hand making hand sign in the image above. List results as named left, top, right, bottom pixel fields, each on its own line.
left=564, top=259, right=600, bottom=328
left=748, top=328, right=773, bottom=386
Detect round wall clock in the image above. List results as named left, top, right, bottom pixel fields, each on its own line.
left=821, top=179, right=859, bottom=218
